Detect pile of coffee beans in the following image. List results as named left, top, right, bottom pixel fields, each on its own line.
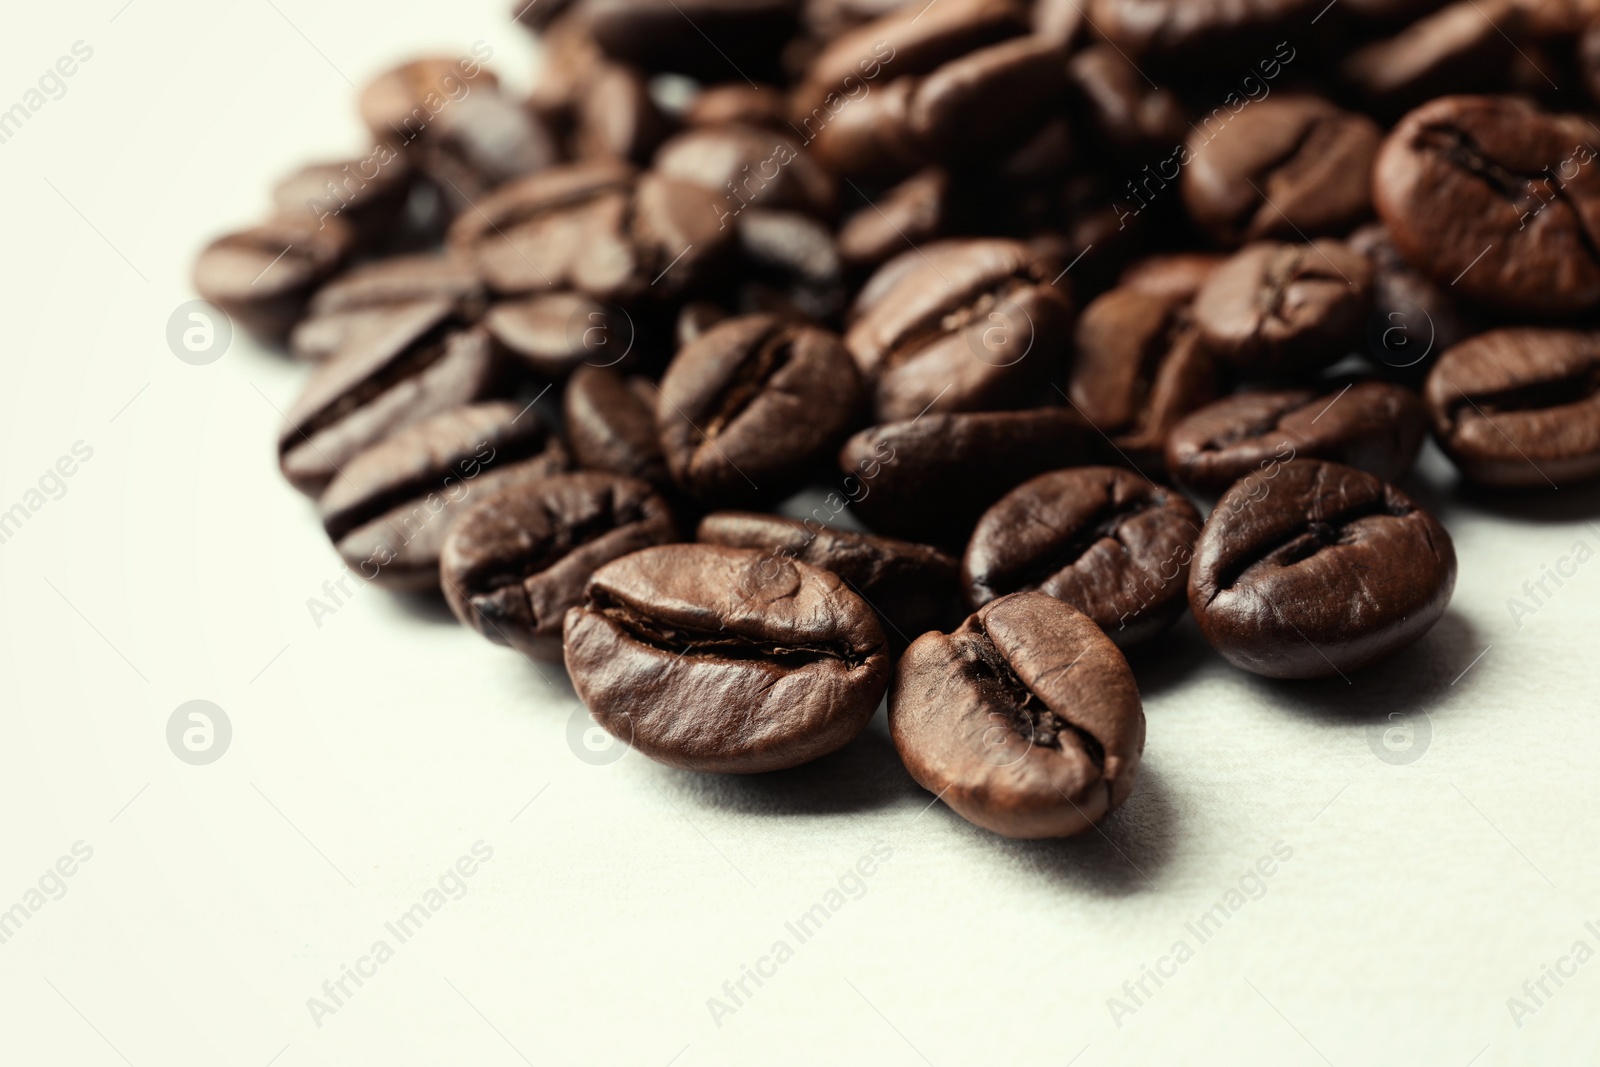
left=195, top=0, right=1600, bottom=839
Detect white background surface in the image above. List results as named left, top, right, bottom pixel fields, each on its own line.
left=3, top=2, right=1600, bottom=1065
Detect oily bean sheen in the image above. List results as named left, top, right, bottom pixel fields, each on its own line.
left=839, top=408, right=1090, bottom=546
left=319, top=402, right=571, bottom=591
left=1347, top=222, right=1478, bottom=376
left=963, top=467, right=1202, bottom=647
left=483, top=291, right=623, bottom=379
left=696, top=511, right=964, bottom=646
left=278, top=303, right=504, bottom=496
left=564, top=544, right=890, bottom=773
left=1193, top=240, right=1373, bottom=378
left=1373, top=95, right=1600, bottom=316
left=889, top=591, right=1145, bottom=839
left=1188, top=459, right=1456, bottom=679
left=291, top=255, right=486, bottom=362
left=563, top=366, right=670, bottom=487
left=1165, top=381, right=1428, bottom=496
left=657, top=314, right=864, bottom=506
left=1423, top=328, right=1600, bottom=487
left=837, top=167, right=953, bottom=270
left=1181, top=94, right=1382, bottom=247
left=845, top=238, right=1074, bottom=421
left=442, top=472, right=675, bottom=659
left=652, top=125, right=837, bottom=220
left=192, top=214, right=355, bottom=345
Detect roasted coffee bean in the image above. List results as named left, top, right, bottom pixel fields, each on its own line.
left=697, top=511, right=963, bottom=645
left=571, top=0, right=797, bottom=80
left=442, top=471, right=675, bottom=657
left=1193, top=240, right=1373, bottom=377
left=802, top=0, right=913, bottom=39
left=1423, top=328, right=1600, bottom=487
left=1119, top=253, right=1226, bottom=299
left=1069, top=282, right=1219, bottom=471
left=845, top=238, right=1075, bottom=421
left=1188, top=458, right=1456, bottom=678
left=838, top=408, right=1090, bottom=546
left=318, top=402, right=570, bottom=590
left=192, top=214, right=355, bottom=345
left=657, top=314, right=865, bottom=505
left=564, top=544, right=890, bottom=772
left=652, top=124, right=837, bottom=221
left=836, top=168, right=952, bottom=270
left=484, top=291, right=629, bottom=378
left=889, top=591, right=1144, bottom=838
left=272, top=155, right=412, bottom=252
left=1373, top=95, right=1600, bottom=316
left=684, top=84, right=792, bottom=130
left=290, top=255, right=486, bottom=361
left=1182, top=94, right=1382, bottom=246
left=278, top=303, right=503, bottom=496
left=448, top=159, right=733, bottom=300
left=1341, top=0, right=1518, bottom=114
left=1087, top=0, right=1316, bottom=66
left=573, top=63, right=673, bottom=164
left=1165, top=381, right=1427, bottom=495
left=846, top=238, right=968, bottom=325
left=963, top=467, right=1202, bottom=646
left=1347, top=222, right=1477, bottom=375
left=564, top=365, right=671, bottom=486
left=731, top=209, right=847, bottom=321
left=1065, top=44, right=1188, bottom=158
left=359, top=57, right=558, bottom=211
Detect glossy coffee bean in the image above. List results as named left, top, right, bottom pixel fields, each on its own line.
left=1193, top=240, right=1373, bottom=378
left=1119, top=253, right=1226, bottom=300
left=290, top=255, right=486, bottom=362
left=889, top=591, right=1144, bottom=839
left=1087, top=0, right=1316, bottom=66
left=1347, top=222, right=1477, bottom=376
left=696, top=511, right=963, bottom=646
left=441, top=471, right=675, bottom=658
left=964, top=467, right=1202, bottom=646
left=278, top=303, right=503, bottom=496
left=1373, top=95, right=1600, bottom=316
left=1181, top=94, right=1382, bottom=247
left=448, top=159, right=733, bottom=301
left=838, top=408, right=1090, bottom=546
left=683, top=84, right=791, bottom=130
left=192, top=214, right=355, bottom=345
left=657, top=314, right=864, bottom=505
left=732, top=208, right=846, bottom=320
left=484, top=291, right=625, bottom=379
left=1423, top=328, right=1600, bottom=488
left=1069, top=282, right=1219, bottom=472
left=359, top=57, right=558, bottom=211
left=272, top=155, right=412, bottom=252
left=1188, top=459, right=1456, bottom=679
left=845, top=238, right=1074, bottom=421
left=652, top=124, right=836, bottom=221
left=573, top=63, right=673, bottom=164
left=564, top=365, right=671, bottom=487
left=836, top=168, right=953, bottom=270
left=318, top=402, right=570, bottom=591
left=1166, top=382, right=1428, bottom=496
left=1066, top=44, right=1188, bottom=158
left=564, top=544, right=891, bottom=773
left=1341, top=0, right=1518, bottom=114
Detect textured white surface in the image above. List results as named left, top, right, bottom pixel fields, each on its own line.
left=3, top=3, right=1600, bottom=1065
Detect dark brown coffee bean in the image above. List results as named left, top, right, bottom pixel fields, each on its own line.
left=1119, top=253, right=1227, bottom=300
left=1188, top=459, right=1456, bottom=678
left=1423, top=328, right=1600, bottom=487
left=657, top=314, right=865, bottom=505
left=838, top=407, right=1091, bottom=546
left=1069, top=283, right=1219, bottom=472
left=889, top=591, right=1144, bottom=838
left=484, top=291, right=626, bottom=379
left=192, top=214, right=355, bottom=345
left=1193, top=240, right=1373, bottom=377
left=573, top=63, right=673, bottom=164
left=845, top=238, right=1075, bottom=421
left=359, top=57, right=558, bottom=211
left=1165, top=381, right=1428, bottom=496
left=272, top=155, right=412, bottom=251
left=963, top=467, right=1202, bottom=646
left=442, top=471, right=675, bottom=658
left=1182, top=94, right=1382, bottom=246
left=697, top=511, right=963, bottom=645
left=572, top=0, right=797, bottom=79
left=802, top=0, right=914, bottom=39
left=278, top=303, right=504, bottom=496
left=448, top=159, right=733, bottom=301
left=1347, top=222, right=1478, bottom=375
left=564, top=544, right=890, bottom=772
left=1065, top=44, right=1186, bottom=160
left=290, top=255, right=486, bottom=362
left=1341, top=0, right=1519, bottom=114
left=564, top=365, right=671, bottom=486
left=1087, top=0, right=1316, bottom=66
left=837, top=168, right=953, bottom=271
left=319, top=402, right=571, bottom=591
left=653, top=124, right=837, bottom=222
left=1373, top=95, right=1600, bottom=316
left=684, top=84, right=792, bottom=130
